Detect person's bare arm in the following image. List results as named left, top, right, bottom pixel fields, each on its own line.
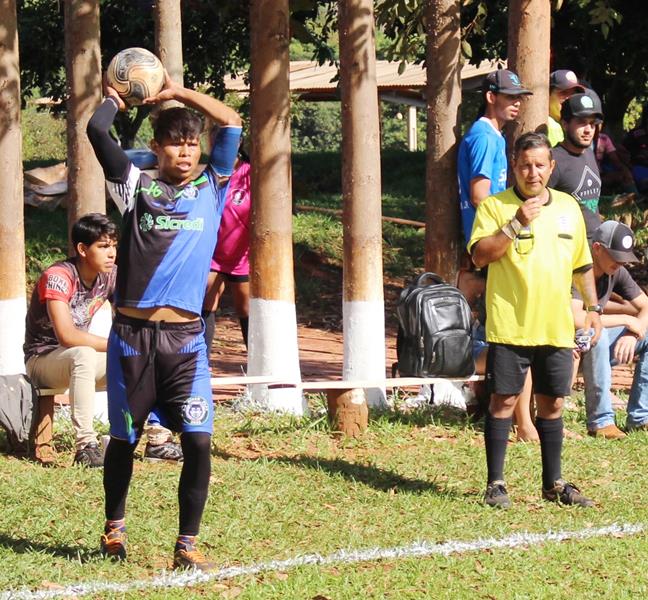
left=572, top=269, right=602, bottom=343
left=144, top=72, right=241, bottom=127
left=47, top=300, right=107, bottom=352
left=470, top=177, right=492, bottom=208
left=612, top=292, right=648, bottom=364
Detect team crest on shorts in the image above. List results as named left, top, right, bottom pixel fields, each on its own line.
left=231, top=189, right=245, bottom=205
left=182, top=396, right=209, bottom=425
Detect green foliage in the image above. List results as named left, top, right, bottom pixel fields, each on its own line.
left=290, top=99, right=427, bottom=154
left=24, top=208, right=67, bottom=289
left=291, top=99, right=343, bottom=152
left=21, top=101, right=66, bottom=166
left=623, top=97, right=647, bottom=132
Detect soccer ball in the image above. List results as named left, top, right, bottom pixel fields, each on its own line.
left=106, top=48, right=165, bottom=106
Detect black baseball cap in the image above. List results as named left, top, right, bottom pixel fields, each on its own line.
left=561, top=90, right=604, bottom=121
left=550, top=70, right=585, bottom=92
left=482, top=69, right=532, bottom=96
left=592, top=220, right=639, bottom=263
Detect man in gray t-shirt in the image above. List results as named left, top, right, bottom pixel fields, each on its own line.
left=572, top=221, right=648, bottom=438
left=549, top=91, right=603, bottom=214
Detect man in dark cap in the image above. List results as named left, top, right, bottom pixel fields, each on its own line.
left=458, top=69, right=532, bottom=245
left=547, top=70, right=584, bottom=147
left=572, top=221, right=648, bottom=438
left=548, top=90, right=604, bottom=215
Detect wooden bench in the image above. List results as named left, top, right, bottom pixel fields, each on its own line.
left=32, top=386, right=104, bottom=466
left=31, top=375, right=484, bottom=463
left=209, top=374, right=486, bottom=437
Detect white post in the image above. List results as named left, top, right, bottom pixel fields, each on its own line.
left=407, top=106, right=418, bottom=151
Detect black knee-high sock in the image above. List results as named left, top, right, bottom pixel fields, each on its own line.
left=178, top=432, right=211, bottom=536
left=536, top=416, right=563, bottom=489
left=484, top=412, right=512, bottom=483
left=202, top=310, right=216, bottom=354
left=104, top=437, right=137, bottom=521
left=239, top=316, right=249, bottom=348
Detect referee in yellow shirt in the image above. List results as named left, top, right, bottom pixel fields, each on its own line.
left=469, top=132, right=602, bottom=509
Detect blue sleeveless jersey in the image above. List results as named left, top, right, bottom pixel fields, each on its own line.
left=107, top=127, right=242, bottom=315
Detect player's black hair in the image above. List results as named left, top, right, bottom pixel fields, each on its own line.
left=513, top=131, right=552, bottom=159
left=71, top=213, right=119, bottom=250
left=153, top=107, right=203, bottom=143
left=238, top=131, right=250, bottom=163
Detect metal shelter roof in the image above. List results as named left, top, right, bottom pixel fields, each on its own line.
left=225, top=59, right=505, bottom=102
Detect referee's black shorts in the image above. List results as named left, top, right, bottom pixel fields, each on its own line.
left=486, top=343, right=574, bottom=398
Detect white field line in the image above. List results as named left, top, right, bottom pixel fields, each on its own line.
left=2, top=522, right=644, bottom=599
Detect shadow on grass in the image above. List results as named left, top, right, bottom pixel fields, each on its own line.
left=214, top=448, right=459, bottom=498
left=0, top=533, right=99, bottom=562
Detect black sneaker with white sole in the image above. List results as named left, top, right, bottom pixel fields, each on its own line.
left=73, top=442, right=103, bottom=468
left=483, top=480, right=511, bottom=509
left=144, top=441, right=183, bottom=462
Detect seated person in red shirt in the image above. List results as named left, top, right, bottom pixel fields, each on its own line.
left=24, top=213, right=118, bottom=467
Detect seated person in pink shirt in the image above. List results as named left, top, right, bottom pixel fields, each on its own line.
left=202, top=144, right=250, bottom=352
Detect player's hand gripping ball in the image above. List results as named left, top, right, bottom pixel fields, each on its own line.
left=106, top=48, right=165, bottom=107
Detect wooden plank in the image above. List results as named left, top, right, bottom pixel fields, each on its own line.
left=295, top=204, right=426, bottom=228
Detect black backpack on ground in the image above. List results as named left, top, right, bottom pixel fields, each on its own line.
left=395, top=272, right=474, bottom=378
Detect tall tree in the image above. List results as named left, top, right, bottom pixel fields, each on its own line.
left=64, top=0, right=105, bottom=242
left=424, top=0, right=462, bottom=282
left=155, top=0, right=184, bottom=87
left=247, top=0, right=305, bottom=414
left=0, top=0, right=28, bottom=375
left=507, top=0, right=550, bottom=143
left=338, top=0, right=387, bottom=408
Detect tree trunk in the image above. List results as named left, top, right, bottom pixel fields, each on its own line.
left=247, top=0, right=305, bottom=414
left=0, top=0, right=27, bottom=375
left=154, top=0, right=184, bottom=110
left=326, top=388, right=368, bottom=437
left=338, top=0, right=387, bottom=409
left=425, top=0, right=462, bottom=283
left=64, top=0, right=105, bottom=248
left=507, top=0, right=551, bottom=146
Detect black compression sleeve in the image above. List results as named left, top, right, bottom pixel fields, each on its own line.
left=87, top=98, right=131, bottom=183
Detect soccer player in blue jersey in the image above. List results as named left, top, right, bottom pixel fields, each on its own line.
left=87, top=72, right=242, bottom=570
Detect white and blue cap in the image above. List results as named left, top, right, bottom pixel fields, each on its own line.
left=592, top=220, right=639, bottom=263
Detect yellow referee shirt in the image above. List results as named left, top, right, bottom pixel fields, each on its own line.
left=468, top=187, right=591, bottom=348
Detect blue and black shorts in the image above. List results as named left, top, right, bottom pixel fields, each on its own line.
left=107, top=313, right=213, bottom=443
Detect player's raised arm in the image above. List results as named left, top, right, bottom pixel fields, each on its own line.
left=87, top=94, right=130, bottom=180
left=143, top=72, right=242, bottom=127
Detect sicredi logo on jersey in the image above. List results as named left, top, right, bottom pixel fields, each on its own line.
left=139, top=212, right=204, bottom=232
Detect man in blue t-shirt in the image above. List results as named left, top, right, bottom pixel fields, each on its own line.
left=458, top=69, right=532, bottom=244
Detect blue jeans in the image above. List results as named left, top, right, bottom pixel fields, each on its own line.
left=582, top=326, right=648, bottom=430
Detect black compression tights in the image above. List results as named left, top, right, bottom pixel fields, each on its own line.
left=178, top=432, right=212, bottom=536
left=104, top=432, right=212, bottom=536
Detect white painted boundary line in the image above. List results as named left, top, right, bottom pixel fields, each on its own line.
left=2, top=522, right=644, bottom=600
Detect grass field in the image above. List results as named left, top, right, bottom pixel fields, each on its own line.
left=1, top=398, right=647, bottom=598
left=11, top=112, right=648, bottom=598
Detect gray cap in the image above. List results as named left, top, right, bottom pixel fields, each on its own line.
left=592, top=220, right=639, bottom=263
left=550, top=70, right=585, bottom=92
